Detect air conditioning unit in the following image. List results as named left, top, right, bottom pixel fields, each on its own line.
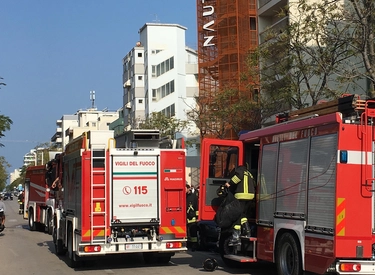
left=125, top=102, right=132, bottom=109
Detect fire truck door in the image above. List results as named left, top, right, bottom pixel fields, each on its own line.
left=111, top=155, right=159, bottom=223
left=199, top=139, right=243, bottom=221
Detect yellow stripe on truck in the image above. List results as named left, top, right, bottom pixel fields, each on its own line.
left=160, top=226, right=186, bottom=234
left=336, top=198, right=346, bottom=237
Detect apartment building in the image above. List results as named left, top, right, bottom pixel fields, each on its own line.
left=122, top=23, right=198, bottom=137
left=257, top=0, right=368, bottom=105
left=51, top=108, right=119, bottom=150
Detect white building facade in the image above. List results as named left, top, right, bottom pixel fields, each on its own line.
left=258, top=0, right=369, bottom=105
left=122, top=23, right=198, bottom=137
left=51, top=109, right=119, bottom=150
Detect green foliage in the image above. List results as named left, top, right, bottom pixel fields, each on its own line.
left=342, top=0, right=375, bottom=95
left=190, top=89, right=262, bottom=139
left=0, top=115, right=12, bottom=147
left=0, top=156, right=10, bottom=191
left=0, top=76, right=12, bottom=147
left=139, top=112, right=189, bottom=138
left=257, top=0, right=356, bottom=110
left=0, top=76, right=5, bottom=88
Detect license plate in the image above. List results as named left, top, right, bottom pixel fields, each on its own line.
left=126, top=244, right=142, bottom=250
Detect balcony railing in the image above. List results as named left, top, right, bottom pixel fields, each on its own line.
left=259, top=0, right=272, bottom=9
left=259, top=16, right=288, bottom=44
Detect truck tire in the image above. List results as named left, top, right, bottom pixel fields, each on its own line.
left=47, top=210, right=53, bottom=235
left=67, top=224, right=79, bottom=268
left=28, top=208, right=36, bottom=231
left=143, top=252, right=157, bottom=264
left=143, top=252, right=173, bottom=265
left=53, top=227, right=65, bottom=256
left=276, top=232, right=302, bottom=275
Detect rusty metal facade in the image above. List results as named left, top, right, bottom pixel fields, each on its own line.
left=197, top=0, right=258, bottom=139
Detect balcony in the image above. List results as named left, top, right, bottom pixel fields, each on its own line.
left=259, top=16, right=289, bottom=44
left=258, top=0, right=287, bottom=17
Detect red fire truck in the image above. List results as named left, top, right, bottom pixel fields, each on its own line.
left=24, top=165, right=55, bottom=234
left=52, top=130, right=187, bottom=267
left=199, top=95, right=375, bottom=275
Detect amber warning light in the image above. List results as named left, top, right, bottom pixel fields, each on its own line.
left=339, top=262, right=361, bottom=272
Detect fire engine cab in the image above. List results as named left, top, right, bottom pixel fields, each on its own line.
left=52, top=130, right=187, bottom=267
left=24, top=165, right=55, bottom=234
left=199, top=95, right=375, bottom=275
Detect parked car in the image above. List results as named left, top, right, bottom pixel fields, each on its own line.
left=4, top=192, right=13, bottom=200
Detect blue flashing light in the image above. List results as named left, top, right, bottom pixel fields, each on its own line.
left=340, top=150, right=348, bottom=164
left=171, top=219, right=176, bottom=226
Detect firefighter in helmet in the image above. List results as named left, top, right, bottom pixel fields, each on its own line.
left=225, top=165, right=255, bottom=245
left=186, top=182, right=199, bottom=251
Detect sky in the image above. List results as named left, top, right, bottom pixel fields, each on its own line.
left=0, top=0, right=198, bottom=181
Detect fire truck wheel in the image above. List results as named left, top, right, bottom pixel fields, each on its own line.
left=143, top=252, right=173, bottom=265
left=143, top=252, right=157, bottom=264
left=28, top=208, right=36, bottom=231
left=47, top=210, right=53, bottom=235
left=53, top=227, right=65, bottom=256
left=218, top=231, right=238, bottom=268
left=67, top=224, right=80, bottom=268
left=156, top=253, right=173, bottom=264
left=276, top=232, right=302, bottom=275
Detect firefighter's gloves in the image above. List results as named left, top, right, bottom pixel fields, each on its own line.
left=216, top=185, right=228, bottom=197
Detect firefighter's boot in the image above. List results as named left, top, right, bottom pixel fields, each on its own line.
left=241, top=222, right=251, bottom=238
left=228, top=229, right=240, bottom=246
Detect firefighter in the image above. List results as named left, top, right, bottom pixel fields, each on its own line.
left=186, top=182, right=199, bottom=251
left=0, top=195, right=6, bottom=230
left=18, top=191, right=24, bottom=214
left=225, top=165, right=255, bottom=245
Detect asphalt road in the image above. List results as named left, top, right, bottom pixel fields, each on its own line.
left=0, top=199, right=277, bottom=275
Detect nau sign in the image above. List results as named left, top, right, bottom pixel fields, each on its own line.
left=201, top=0, right=215, bottom=47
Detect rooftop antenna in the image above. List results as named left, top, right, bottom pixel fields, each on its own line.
left=152, top=14, right=160, bottom=23
left=90, top=90, right=96, bottom=109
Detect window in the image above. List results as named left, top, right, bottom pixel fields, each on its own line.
left=138, top=52, right=142, bottom=57
left=157, top=64, right=161, bottom=76
left=138, top=99, right=143, bottom=103
left=138, top=76, right=143, bottom=80
left=152, top=66, right=156, bottom=77
left=170, top=57, right=174, bottom=69
left=250, top=17, right=256, bottom=30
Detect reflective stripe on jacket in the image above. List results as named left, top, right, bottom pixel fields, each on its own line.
left=230, top=166, right=255, bottom=200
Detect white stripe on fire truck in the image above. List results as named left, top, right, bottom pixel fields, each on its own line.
left=30, top=182, right=46, bottom=198
left=337, top=150, right=373, bottom=165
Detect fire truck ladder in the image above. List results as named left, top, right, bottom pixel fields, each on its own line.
left=90, top=143, right=108, bottom=244
left=360, top=100, right=375, bottom=197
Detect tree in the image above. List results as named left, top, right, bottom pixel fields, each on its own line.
left=0, top=76, right=5, bottom=88
left=340, top=0, right=375, bottom=96
left=0, top=156, right=10, bottom=191
left=188, top=87, right=263, bottom=140
left=257, top=0, right=357, bottom=110
left=139, top=112, right=190, bottom=139
left=0, top=115, right=13, bottom=147
left=0, top=77, right=12, bottom=147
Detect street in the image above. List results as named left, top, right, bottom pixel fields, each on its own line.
left=0, top=199, right=277, bottom=275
